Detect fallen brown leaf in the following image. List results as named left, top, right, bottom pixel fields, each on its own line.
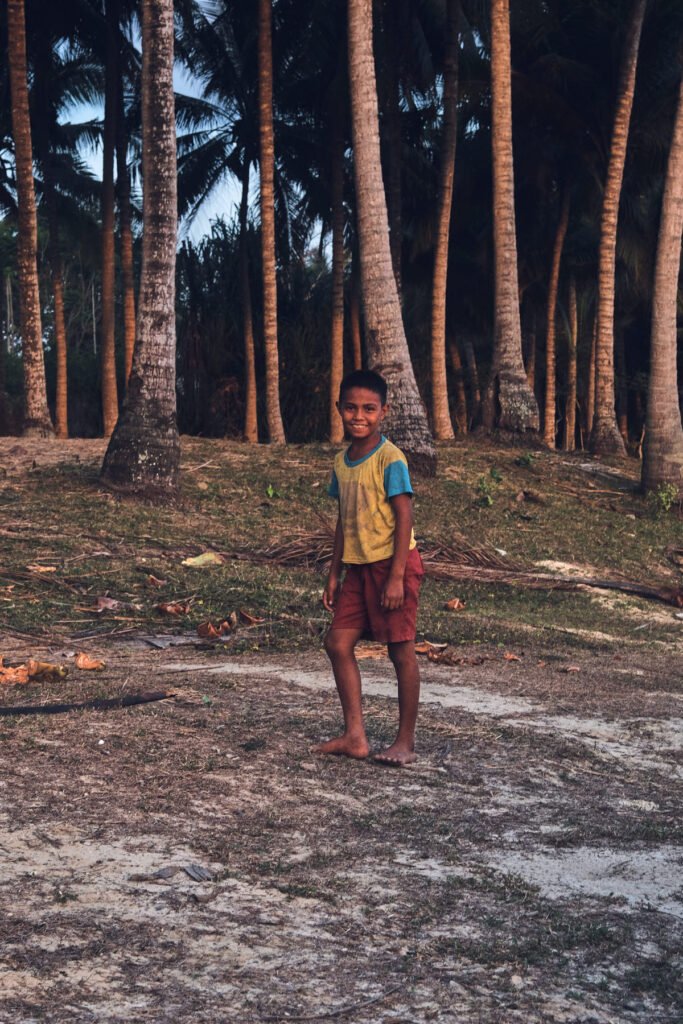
left=156, top=601, right=191, bottom=616
left=93, top=596, right=124, bottom=613
left=27, top=564, right=57, bottom=573
left=75, top=652, right=106, bottom=671
left=0, top=664, right=29, bottom=685
left=444, top=598, right=466, bottom=611
left=414, top=640, right=448, bottom=655
left=239, top=609, right=265, bottom=625
left=146, top=575, right=167, bottom=589
left=561, top=664, right=581, bottom=673
left=26, top=659, right=68, bottom=681
left=427, top=647, right=489, bottom=666
left=503, top=652, right=522, bottom=662
left=197, top=620, right=233, bottom=639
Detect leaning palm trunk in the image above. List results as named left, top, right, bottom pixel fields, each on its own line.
left=487, top=0, right=539, bottom=434
left=7, top=0, right=53, bottom=437
left=642, top=69, right=683, bottom=495
left=543, top=189, right=570, bottom=447
left=564, top=275, right=578, bottom=452
left=101, top=0, right=119, bottom=436
left=430, top=0, right=459, bottom=440
left=101, top=0, right=179, bottom=493
left=348, top=0, right=436, bottom=473
left=329, top=96, right=345, bottom=444
left=258, top=0, right=285, bottom=444
left=239, top=161, right=258, bottom=443
left=591, top=0, right=647, bottom=455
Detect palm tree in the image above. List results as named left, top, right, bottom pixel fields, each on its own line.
left=590, top=0, right=648, bottom=455
left=258, top=0, right=285, bottom=443
left=430, top=0, right=459, bottom=440
left=543, top=188, right=570, bottom=447
left=101, top=0, right=179, bottom=491
left=347, top=0, right=436, bottom=472
left=486, top=0, right=538, bottom=434
left=116, top=17, right=137, bottom=388
left=328, top=73, right=346, bottom=444
left=100, top=0, right=119, bottom=436
left=238, top=157, right=258, bottom=441
left=6, top=0, right=53, bottom=436
left=641, top=64, right=683, bottom=495
left=564, top=273, right=578, bottom=451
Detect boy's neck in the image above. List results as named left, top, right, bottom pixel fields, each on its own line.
left=347, top=430, right=383, bottom=461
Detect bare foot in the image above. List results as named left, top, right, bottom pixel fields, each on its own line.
left=311, top=734, right=370, bottom=760
left=373, top=743, right=417, bottom=767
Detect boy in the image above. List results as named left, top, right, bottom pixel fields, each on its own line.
left=313, top=369, right=424, bottom=766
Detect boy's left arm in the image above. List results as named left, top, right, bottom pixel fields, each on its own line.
left=381, top=493, right=413, bottom=610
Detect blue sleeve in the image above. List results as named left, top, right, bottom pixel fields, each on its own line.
left=384, top=460, right=413, bottom=498
left=328, top=469, right=339, bottom=498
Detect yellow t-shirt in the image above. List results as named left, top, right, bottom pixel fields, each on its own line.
left=328, top=436, right=416, bottom=564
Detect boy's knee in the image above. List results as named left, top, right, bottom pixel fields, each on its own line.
left=324, top=630, right=346, bottom=659
left=388, top=641, right=416, bottom=667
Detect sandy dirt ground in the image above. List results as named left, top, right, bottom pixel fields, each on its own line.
left=0, top=637, right=681, bottom=1024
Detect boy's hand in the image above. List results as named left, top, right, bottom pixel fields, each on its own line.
left=381, top=573, right=405, bottom=610
left=322, top=576, right=340, bottom=613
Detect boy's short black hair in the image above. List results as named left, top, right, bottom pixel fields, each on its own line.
left=338, top=369, right=388, bottom=405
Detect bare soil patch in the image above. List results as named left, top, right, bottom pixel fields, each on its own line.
left=0, top=639, right=681, bottom=1023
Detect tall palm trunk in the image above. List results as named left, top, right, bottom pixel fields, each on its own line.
left=591, top=0, right=647, bottom=455
left=101, top=0, right=119, bottom=436
left=116, top=69, right=136, bottom=388
left=6, top=0, right=53, bottom=437
left=616, top=332, right=629, bottom=444
left=384, top=2, right=402, bottom=299
left=487, top=0, right=539, bottom=434
left=463, top=339, right=481, bottom=426
left=101, top=0, right=179, bottom=492
left=585, top=314, right=597, bottom=439
left=448, top=337, right=468, bottom=434
left=350, top=259, right=362, bottom=369
left=348, top=0, right=436, bottom=473
left=47, top=204, right=68, bottom=439
left=524, top=320, right=536, bottom=397
left=329, top=92, right=345, bottom=444
left=239, top=160, right=258, bottom=443
left=642, top=69, right=683, bottom=494
left=34, top=43, right=68, bottom=439
left=430, top=0, right=459, bottom=440
left=543, top=189, right=570, bottom=447
left=258, top=0, right=285, bottom=443
left=564, top=275, right=578, bottom=452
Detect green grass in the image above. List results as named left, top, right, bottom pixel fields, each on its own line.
left=1, top=436, right=680, bottom=651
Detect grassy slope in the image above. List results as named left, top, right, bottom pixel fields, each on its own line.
left=0, top=436, right=681, bottom=653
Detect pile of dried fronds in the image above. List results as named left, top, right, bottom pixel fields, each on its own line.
left=226, top=527, right=683, bottom=607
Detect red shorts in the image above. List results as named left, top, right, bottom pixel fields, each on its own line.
left=329, top=548, right=424, bottom=644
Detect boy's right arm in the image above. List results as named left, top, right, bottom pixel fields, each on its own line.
left=322, top=517, right=344, bottom=612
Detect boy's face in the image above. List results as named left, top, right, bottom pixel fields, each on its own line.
left=337, top=386, right=387, bottom=442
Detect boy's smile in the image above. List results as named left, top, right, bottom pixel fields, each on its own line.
left=337, top=386, right=386, bottom=455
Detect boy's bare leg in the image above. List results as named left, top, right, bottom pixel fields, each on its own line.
left=313, top=627, right=370, bottom=759
left=374, top=640, right=419, bottom=766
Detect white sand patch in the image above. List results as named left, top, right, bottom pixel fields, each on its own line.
left=166, top=659, right=683, bottom=778
left=488, top=846, right=683, bottom=919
